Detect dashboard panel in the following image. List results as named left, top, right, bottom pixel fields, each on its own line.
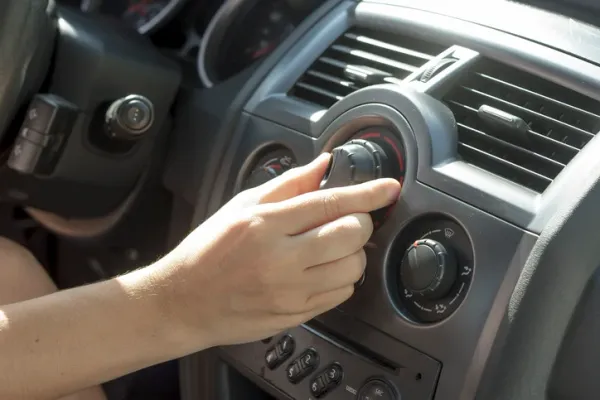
left=168, top=0, right=600, bottom=400
left=55, top=0, right=600, bottom=399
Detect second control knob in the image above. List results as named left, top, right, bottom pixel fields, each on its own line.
left=400, top=239, right=457, bottom=300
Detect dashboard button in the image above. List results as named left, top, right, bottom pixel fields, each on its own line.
left=309, top=376, right=327, bottom=397
left=265, top=335, right=296, bottom=370
left=358, top=379, right=396, bottom=400
left=323, top=364, right=343, bottom=385
left=309, top=364, right=343, bottom=397
left=265, top=348, right=279, bottom=370
left=300, top=349, right=318, bottom=370
left=286, top=363, right=302, bottom=383
left=24, top=94, right=78, bottom=135
left=278, top=335, right=295, bottom=357
left=287, top=349, right=319, bottom=383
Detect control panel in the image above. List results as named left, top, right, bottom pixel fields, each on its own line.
left=391, top=216, right=474, bottom=323
left=219, top=319, right=440, bottom=400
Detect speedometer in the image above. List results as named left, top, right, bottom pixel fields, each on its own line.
left=198, top=0, right=322, bottom=88
left=81, top=0, right=188, bottom=35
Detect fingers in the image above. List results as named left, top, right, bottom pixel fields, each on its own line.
left=303, top=249, right=366, bottom=294
left=256, top=153, right=331, bottom=204
left=294, top=213, right=373, bottom=266
left=262, top=178, right=400, bottom=235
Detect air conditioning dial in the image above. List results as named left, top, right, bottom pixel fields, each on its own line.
left=400, top=239, right=457, bottom=300
left=320, top=127, right=405, bottom=228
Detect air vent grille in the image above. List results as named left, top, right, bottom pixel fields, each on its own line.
left=444, top=59, right=600, bottom=192
left=290, top=28, right=447, bottom=108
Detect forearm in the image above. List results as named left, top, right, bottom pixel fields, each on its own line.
left=0, top=264, right=189, bottom=400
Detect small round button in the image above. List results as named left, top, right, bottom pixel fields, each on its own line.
left=358, top=379, right=396, bottom=400
left=119, top=98, right=152, bottom=132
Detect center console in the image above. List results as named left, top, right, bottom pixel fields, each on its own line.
left=175, top=0, right=600, bottom=399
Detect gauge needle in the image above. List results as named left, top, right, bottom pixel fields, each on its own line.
left=80, top=0, right=103, bottom=12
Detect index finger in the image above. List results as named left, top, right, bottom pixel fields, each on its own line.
left=259, top=178, right=401, bottom=235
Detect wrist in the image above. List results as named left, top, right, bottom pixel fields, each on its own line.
left=126, top=258, right=216, bottom=357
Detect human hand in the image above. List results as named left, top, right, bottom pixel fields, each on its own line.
left=157, top=153, right=401, bottom=353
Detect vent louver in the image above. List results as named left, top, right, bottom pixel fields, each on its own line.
left=444, top=59, right=600, bottom=192
left=290, top=28, right=447, bottom=108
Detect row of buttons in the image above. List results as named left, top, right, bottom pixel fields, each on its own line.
left=263, top=335, right=344, bottom=397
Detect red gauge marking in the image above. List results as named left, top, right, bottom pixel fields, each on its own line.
left=252, top=42, right=277, bottom=59
left=127, top=0, right=151, bottom=15
left=358, top=131, right=406, bottom=179
left=266, top=164, right=282, bottom=170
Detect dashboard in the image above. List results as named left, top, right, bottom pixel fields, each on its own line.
left=166, top=1, right=600, bottom=400
left=42, top=0, right=600, bottom=399
left=56, top=0, right=325, bottom=86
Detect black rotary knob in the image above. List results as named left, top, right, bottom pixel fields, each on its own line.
left=320, top=139, right=390, bottom=190
left=105, top=94, right=154, bottom=140
left=400, top=239, right=457, bottom=300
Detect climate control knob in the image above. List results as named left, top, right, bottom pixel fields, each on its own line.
left=320, top=139, right=390, bottom=189
left=400, top=239, right=457, bottom=300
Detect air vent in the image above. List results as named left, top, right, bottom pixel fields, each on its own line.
left=444, top=58, right=600, bottom=192
left=290, top=28, right=447, bottom=108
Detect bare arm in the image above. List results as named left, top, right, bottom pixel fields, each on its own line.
left=0, top=265, right=186, bottom=400
left=0, top=155, right=400, bottom=400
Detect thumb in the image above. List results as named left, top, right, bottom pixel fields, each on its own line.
left=258, top=153, right=331, bottom=204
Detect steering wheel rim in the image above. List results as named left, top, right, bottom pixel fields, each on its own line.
left=0, top=0, right=55, bottom=144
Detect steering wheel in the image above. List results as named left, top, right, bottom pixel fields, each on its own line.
left=0, top=0, right=55, bottom=140
left=0, top=0, right=180, bottom=232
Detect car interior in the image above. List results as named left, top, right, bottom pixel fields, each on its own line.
left=4, top=0, right=600, bottom=399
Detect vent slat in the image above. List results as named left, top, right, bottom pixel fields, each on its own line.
left=445, top=58, right=600, bottom=192
left=290, top=27, right=447, bottom=108
left=458, top=142, right=552, bottom=192
left=330, top=45, right=418, bottom=74
left=457, top=123, right=565, bottom=175
left=306, top=70, right=360, bottom=90
left=343, top=32, right=434, bottom=62
left=476, top=72, right=600, bottom=121
left=462, top=85, right=595, bottom=142
left=447, top=100, right=581, bottom=156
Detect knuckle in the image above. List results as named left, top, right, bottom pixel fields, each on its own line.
left=363, top=184, right=381, bottom=211
left=340, top=214, right=373, bottom=249
left=339, top=286, right=355, bottom=303
left=348, top=250, right=367, bottom=281
left=321, top=192, right=342, bottom=221
left=356, top=213, right=374, bottom=242
left=282, top=312, right=311, bottom=329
